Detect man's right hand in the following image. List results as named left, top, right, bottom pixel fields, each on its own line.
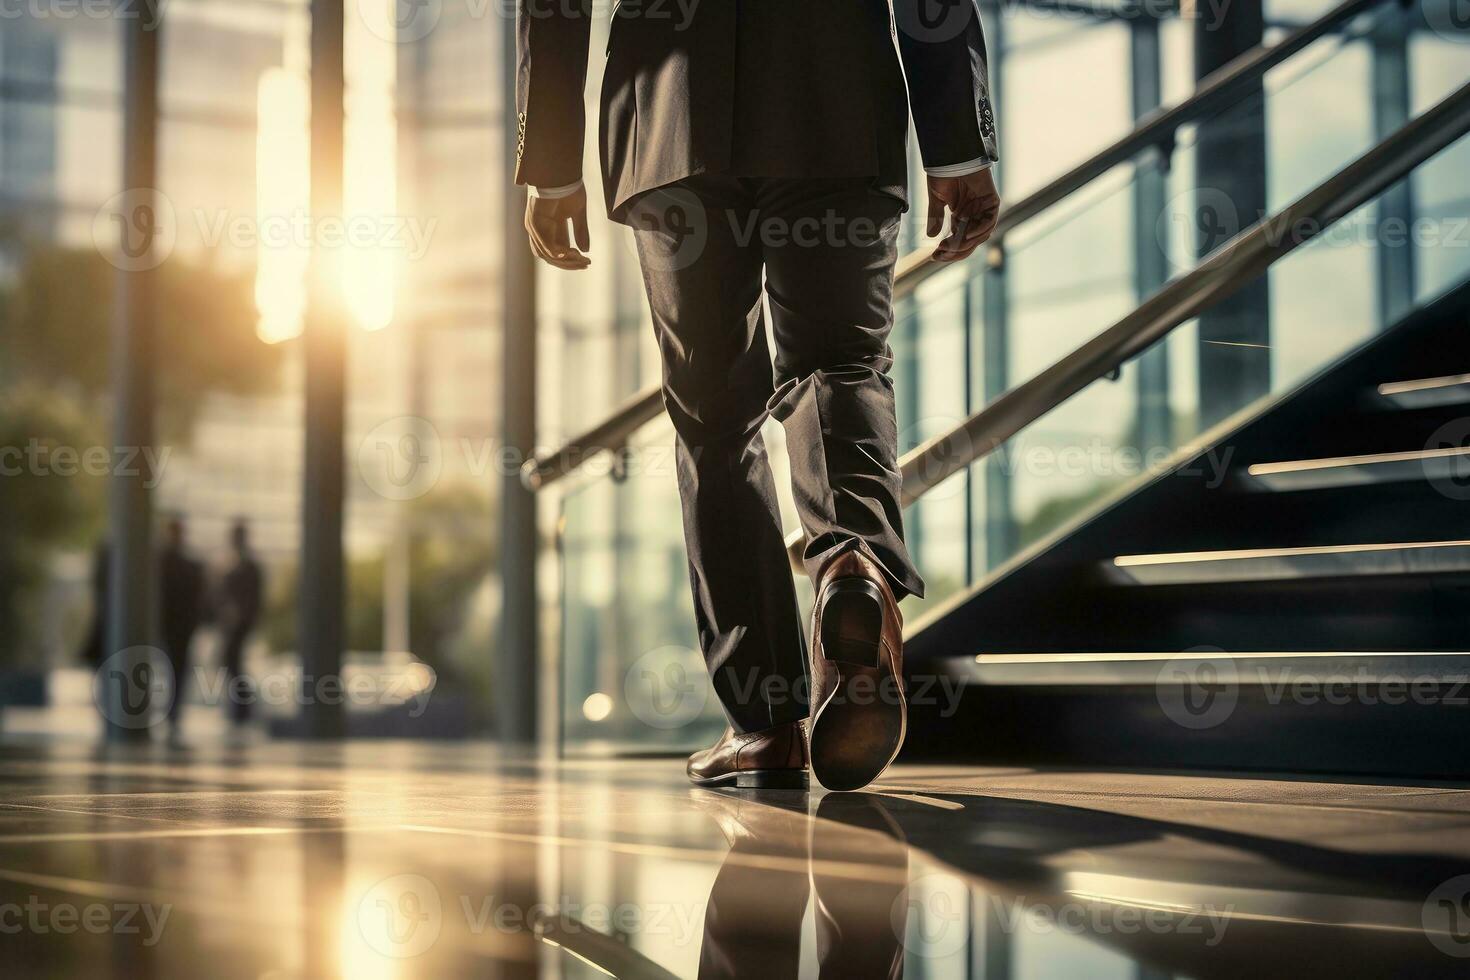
left=926, top=169, right=1001, bottom=263
left=525, top=185, right=592, bottom=271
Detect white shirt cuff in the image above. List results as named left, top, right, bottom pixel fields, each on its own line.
left=530, top=180, right=584, bottom=200
left=925, top=157, right=994, bottom=179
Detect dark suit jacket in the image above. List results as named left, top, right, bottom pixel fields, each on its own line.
left=515, top=0, right=1000, bottom=222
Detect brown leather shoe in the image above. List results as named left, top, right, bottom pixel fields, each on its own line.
left=686, top=721, right=809, bottom=789
left=808, top=549, right=906, bottom=791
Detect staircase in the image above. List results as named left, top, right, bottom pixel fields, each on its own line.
left=903, top=281, right=1470, bottom=777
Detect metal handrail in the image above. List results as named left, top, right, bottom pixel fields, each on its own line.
left=521, top=0, right=1391, bottom=492
left=775, top=79, right=1470, bottom=566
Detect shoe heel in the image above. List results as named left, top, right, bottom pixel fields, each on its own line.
left=734, top=770, right=809, bottom=790
left=819, top=578, right=884, bottom=668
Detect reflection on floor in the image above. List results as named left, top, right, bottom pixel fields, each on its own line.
left=2, top=740, right=1469, bottom=978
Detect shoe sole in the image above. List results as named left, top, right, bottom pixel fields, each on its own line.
left=810, top=578, right=906, bottom=792
left=688, top=768, right=810, bottom=790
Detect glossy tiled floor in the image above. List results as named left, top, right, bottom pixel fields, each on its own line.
left=3, top=740, right=1470, bottom=978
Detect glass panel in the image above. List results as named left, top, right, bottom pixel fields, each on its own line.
left=1000, top=127, right=1469, bottom=581
left=559, top=422, right=728, bottom=754
left=956, top=0, right=1433, bottom=593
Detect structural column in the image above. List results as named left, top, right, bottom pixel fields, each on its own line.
left=978, top=5, right=1016, bottom=573
left=105, top=0, right=162, bottom=742
left=299, top=0, right=346, bottom=739
left=1371, top=5, right=1415, bottom=327
left=1195, top=0, right=1271, bottom=427
left=499, top=15, right=539, bottom=745
left=1132, top=12, right=1171, bottom=453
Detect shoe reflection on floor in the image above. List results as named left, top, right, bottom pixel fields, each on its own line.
left=692, top=791, right=908, bottom=979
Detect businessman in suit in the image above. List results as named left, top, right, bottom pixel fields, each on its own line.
left=517, top=0, right=1001, bottom=790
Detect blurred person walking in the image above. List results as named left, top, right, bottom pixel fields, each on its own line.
left=216, top=519, right=264, bottom=726
left=158, top=517, right=206, bottom=743
left=79, top=540, right=110, bottom=668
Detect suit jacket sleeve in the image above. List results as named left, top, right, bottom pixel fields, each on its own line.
left=514, top=0, right=593, bottom=188
left=893, top=0, right=1000, bottom=170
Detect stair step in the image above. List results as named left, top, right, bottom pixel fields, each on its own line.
left=1377, top=372, right=1470, bottom=409
left=1244, top=446, right=1470, bottom=490
left=967, top=651, right=1470, bottom=684
left=1108, top=540, right=1470, bottom=585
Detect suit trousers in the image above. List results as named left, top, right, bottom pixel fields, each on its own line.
left=630, top=175, right=925, bottom=734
